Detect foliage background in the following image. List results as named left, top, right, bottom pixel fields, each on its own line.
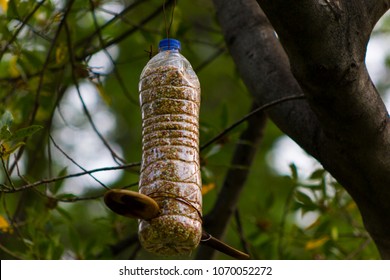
left=0, top=0, right=389, bottom=259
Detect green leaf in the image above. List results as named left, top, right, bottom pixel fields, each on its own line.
left=55, top=207, right=73, bottom=222
left=6, top=0, right=19, bottom=19
left=51, top=167, right=68, bottom=194
left=201, top=166, right=214, bottom=182
left=293, top=202, right=318, bottom=216
left=289, top=163, right=298, bottom=181
left=8, top=125, right=43, bottom=142
left=0, top=111, right=13, bottom=128
left=68, top=226, right=80, bottom=255
left=0, top=126, right=12, bottom=141
left=4, top=142, right=25, bottom=156
left=55, top=193, right=77, bottom=200
left=300, top=183, right=324, bottom=191
left=295, top=190, right=314, bottom=206
left=266, top=193, right=275, bottom=209
left=309, top=169, right=326, bottom=179
left=204, top=143, right=221, bottom=158
left=220, top=102, right=229, bottom=129
left=0, top=142, right=25, bottom=158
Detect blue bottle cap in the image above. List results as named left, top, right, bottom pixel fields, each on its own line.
left=159, top=38, right=181, bottom=51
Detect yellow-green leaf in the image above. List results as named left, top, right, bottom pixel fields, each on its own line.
left=95, top=82, right=111, bottom=105
left=8, top=55, right=20, bottom=77
left=55, top=43, right=67, bottom=65
left=202, top=182, right=216, bottom=195
left=0, top=215, right=13, bottom=233
left=1, top=142, right=25, bottom=159
left=305, top=236, right=329, bottom=250
left=8, top=125, right=43, bottom=142
left=0, top=0, right=8, bottom=13
left=331, top=226, right=339, bottom=241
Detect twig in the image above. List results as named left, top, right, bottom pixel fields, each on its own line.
left=30, top=0, right=75, bottom=125
left=200, top=230, right=250, bottom=260
left=194, top=46, right=226, bottom=72
left=234, top=209, right=251, bottom=255
left=1, top=157, right=15, bottom=190
left=88, top=0, right=138, bottom=105
left=75, top=0, right=147, bottom=50
left=79, top=0, right=174, bottom=59
left=64, top=19, right=127, bottom=165
left=277, top=183, right=297, bottom=259
left=49, top=135, right=108, bottom=189
left=129, top=242, right=142, bottom=260
left=9, top=0, right=75, bottom=175
left=0, top=0, right=46, bottom=61
left=0, top=163, right=140, bottom=193
left=197, top=102, right=267, bottom=259
left=345, top=237, right=372, bottom=259
left=200, top=94, right=306, bottom=152
left=0, top=242, right=23, bottom=260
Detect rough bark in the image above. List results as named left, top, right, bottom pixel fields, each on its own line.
left=213, top=0, right=390, bottom=259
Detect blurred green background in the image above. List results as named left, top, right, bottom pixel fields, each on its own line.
left=1, top=0, right=389, bottom=259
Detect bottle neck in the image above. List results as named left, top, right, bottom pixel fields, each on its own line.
left=158, top=38, right=181, bottom=52
left=159, top=48, right=180, bottom=53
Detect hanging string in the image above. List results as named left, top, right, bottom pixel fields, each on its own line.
left=163, top=0, right=177, bottom=44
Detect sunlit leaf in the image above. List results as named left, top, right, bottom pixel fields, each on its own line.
left=331, top=226, right=338, bottom=241
left=202, top=182, right=216, bottom=195
left=305, top=236, right=329, bottom=250
left=0, top=0, right=8, bottom=13
left=1, top=141, right=25, bottom=158
left=0, top=215, right=13, bottom=233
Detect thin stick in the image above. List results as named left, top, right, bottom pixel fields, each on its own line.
left=1, top=158, right=15, bottom=190
left=80, top=0, right=174, bottom=58
left=234, top=209, right=251, bottom=255
left=88, top=0, right=138, bottom=105
left=9, top=0, right=75, bottom=175
left=0, top=163, right=140, bottom=193
left=75, top=0, right=147, bottom=49
left=64, top=20, right=127, bottom=165
left=0, top=0, right=46, bottom=61
left=201, top=230, right=250, bottom=260
left=200, top=94, right=306, bottom=151
left=49, top=135, right=108, bottom=189
left=163, top=0, right=176, bottom=39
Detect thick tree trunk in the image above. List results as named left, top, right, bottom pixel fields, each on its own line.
left=213, top=0, right=390, bottom=259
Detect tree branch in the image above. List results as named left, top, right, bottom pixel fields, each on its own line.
left=0, top=163, right=139, bottom=194
left=256, top=0, right=390, bottom=258
left=212, top=0, right=323, bottom=159
left=367, top=0, right=390, bottom=26
left=79, top=0, right=174, bottom=59
left=196, top=102, right=267, bottom=259
left=213, top=0, right=390, bottom=258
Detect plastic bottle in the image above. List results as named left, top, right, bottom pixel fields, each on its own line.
left=138, top=38, right=202, bottom=255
